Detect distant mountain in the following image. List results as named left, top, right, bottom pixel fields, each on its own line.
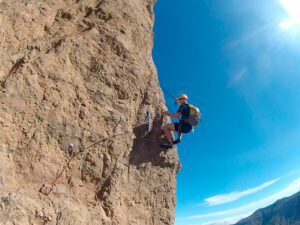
left=235, top=191, right=300, bottom=225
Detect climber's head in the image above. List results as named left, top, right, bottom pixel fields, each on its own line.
left=178, top=94, right=188, bottom=105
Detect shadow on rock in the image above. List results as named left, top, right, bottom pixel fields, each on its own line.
left=129, top=117, right=181, bottom=172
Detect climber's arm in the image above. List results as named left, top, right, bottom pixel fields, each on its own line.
left=163, top=111, right=181, bottom=118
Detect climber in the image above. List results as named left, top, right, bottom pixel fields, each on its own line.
left=161, top=94, right=201, bottom=149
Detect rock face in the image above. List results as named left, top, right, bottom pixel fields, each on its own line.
left=0, top=1, right=181, bottom=224
left=235, top=191, right=300, bottom=225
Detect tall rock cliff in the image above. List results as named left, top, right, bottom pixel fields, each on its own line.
left=0, top=0, right=181, bottom=224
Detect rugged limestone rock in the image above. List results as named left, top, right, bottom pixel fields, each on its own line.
left=0, top=0, right=181, bottom=224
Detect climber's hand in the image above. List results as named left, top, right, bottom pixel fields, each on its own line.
left=163, top=111, right=169, bottom=116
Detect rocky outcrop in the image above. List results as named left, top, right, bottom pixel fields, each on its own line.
left=235, top=191, right=300, bottom=225
left=0, top=0, right=181, bottom=224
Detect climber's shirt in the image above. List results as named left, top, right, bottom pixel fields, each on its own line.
left=177, top=103, right=190, bottom=120
left=174, top=103, right=192, bottom=133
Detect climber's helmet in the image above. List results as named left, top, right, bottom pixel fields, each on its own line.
left=178, top=94, right=188, bottom=104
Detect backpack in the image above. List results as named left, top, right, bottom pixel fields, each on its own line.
left=184, top=104, right=201, bottom=126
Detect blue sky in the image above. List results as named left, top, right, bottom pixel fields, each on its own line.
left=153, top=0, right=300, bottom=224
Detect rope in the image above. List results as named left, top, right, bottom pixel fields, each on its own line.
left=162, top=100, right=176, bottom=114
left=41, top=86, right=177, bottom=222
left=42, top=106, right=184, bottom=223
left=45, top=109, right=169, bottom=195
left=48, top=132, right=133, bottom=190
left=1, top=17, right=95, bottom=89
left=50, top=132, right=134, bottom=225
left=160, top=86, right=178, bottom=113
left=55, top=145, right=90, bottom=225
left=161, top=87, right=176, bottom=100
left=46, top=113, right=166, bottom=196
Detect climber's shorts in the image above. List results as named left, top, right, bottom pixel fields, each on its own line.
left=174, top=121, right=192, bottom=134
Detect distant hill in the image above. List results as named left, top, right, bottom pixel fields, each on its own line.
left=235, top=191, right=300, bottom=225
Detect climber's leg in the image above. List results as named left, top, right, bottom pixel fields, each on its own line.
left=161, top=123, right=175, bottom=147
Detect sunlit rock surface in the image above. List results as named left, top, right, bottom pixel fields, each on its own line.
left=0, top=0, right=181, bottom=224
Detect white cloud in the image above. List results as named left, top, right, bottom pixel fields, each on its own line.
left=279, top=19, right=294, bottom=29
left=228, top=68, right=247, bottom=87
left=202, top=178, right=279, bottom=206
left=188, top=177, right=300, bottom=219
left=201, top=213, right=251, bottom=225
left=223, top=24, right=271, bottom=49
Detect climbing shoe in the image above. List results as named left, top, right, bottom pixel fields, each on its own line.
left=160, top=142, right=173, bottom=149
left=173, top=139, right=181, bottom=145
